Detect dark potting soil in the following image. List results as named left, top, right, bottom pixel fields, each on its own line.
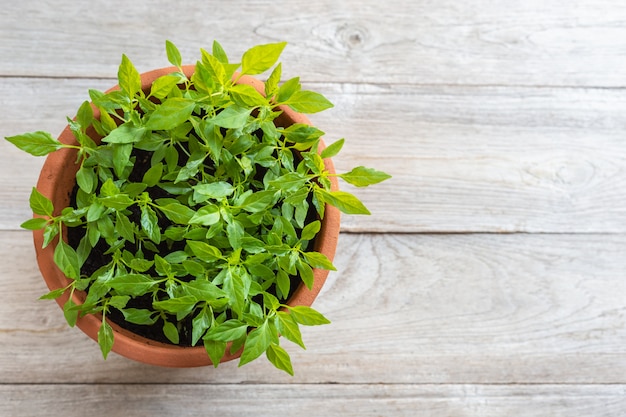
left=66, top=145, right=316, bottom=347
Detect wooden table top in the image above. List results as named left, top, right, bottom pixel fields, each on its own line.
left=2, top=0, right=626, bottom=415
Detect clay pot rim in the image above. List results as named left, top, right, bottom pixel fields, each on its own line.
left=33, top=65, right=340, bottom=368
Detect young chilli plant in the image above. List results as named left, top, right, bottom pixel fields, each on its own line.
left=6, top=40, right=390, bottom=375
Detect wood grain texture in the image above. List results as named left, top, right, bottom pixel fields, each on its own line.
left=2, top=0, right=626, bottom=414
left=3, top=231, right=626, bottom=384
left=2, top=384, right=626, bottom=417
left=2, top=0, right=626, bottom=87
left=3, top=78, right=626, bottom=233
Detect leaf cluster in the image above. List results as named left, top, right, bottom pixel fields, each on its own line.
left=6, top=40, right=390, bottom=375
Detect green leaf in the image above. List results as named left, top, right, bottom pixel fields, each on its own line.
left=339, top=166, right=392, bottom=187
left=205, top=319, right=248, bottom=342
left=162, top=320, right=180, bottom=344
left=226, top=221, right=244, bottom=250
left=115, top=212, right=136, bottom=243
left=154, top=255, right=172, bottom=276
left=54, top=240, right=81, bottom=279
left=76, top=101, right=94, bottom=132
left=203, top=339, right=227, bottom=367
left=149, top=74, right=180, bottom=100
left=187, top=240, right=223, bottom=262
left=20, top=217, right=48, bottom=230
left=287, top=90, right=334, bottom=114
left=280, top=124, right=324, bottom=144
left=163, top=145, right=179, bottom=172
left=241, top=237, right=266, bottom=254
left=239, top=321, right=272, bottom=366
left=113, top=143, right=133, bottom=178
left=200, top=49, right=227, bottom=85
left=276, top=311, right=305, bottom=349
left=86, top=201, right=106, bottom=223
left=76, top=165, right=96, bottom=193
left=223, top=268, right=246, bottom=315
left=100, top=194, right=134, bottom=210
left=192, top=307, right=212, bottom=345
left=158, top=202, right=196, bottom=224
left=153, top=296, right=197, bottom=315
left=108, top=274, right=157, bottom=296
left=303, top=152, right=326, bottom=175
left=39, top=287, right=67, bottom=300
left=182, top=259, right=205, bottom=276
left=266, top=343, right=294, bottom=375
left=212, top=106, right=252, bottom=129
left=188, top=204, right=220, bottom=226
left=230, top=84, right=267, bottom=107
left=108, top=295, right=130, bottom=310
left=300, top=220, right=321, bottom=241
left=280, top=217, right=298, bottom=243
left=100, top=178, right=120, bottom=196
left=75, top=235, right=92, bottom=266
left=263, top=292, right=280, bottom=312
left=142, top=162, right=163, bottom=187
left=5, top=131, right=63, bottom=156
left=320, top=138, right=345, bottom=159
left=121, top=308, right=158, bottom=325
left=102, top=123, right=146, bottom=144
left=287, top=305, right=330, bottom=326
left=145, top=98, right=196, bottom=131
left=318, top=189, right=371, bottom=215
left=296, top=258, right=315, bottom=289
left=276, top=270, right=291, bottom=299
left=63, top=298, right=78, bottom=327
left=302, top=251, right=336, bottom=271
left=175, top=154, right=206, bottom=183
left=191, top=62, right=215, bottom=93
left=140, top=205, right=161, bottom=243
left=276, top=77, right=301, bottom=103
left=184, top=279, right=226, bottom=303
left=194, top=120, right=222, bottom=161
left=212, top=40, right=229, bottom=64
left=185, top=225, right=212, bottom=240
left=265, top=62, right=282, bottom=97
left=98, top=320, right=114, bottom=359
left=241, top=42, right=287, bottom=75
left=129, top=258, right=154, bottom=272
left=228, top=335, right=246, bottom=356
left=165, top=226, right=186, bottom=241
left=118, top=54, right=141, bottom=97
left=96, top=215, right=115, bottom=240
left=165, top=40, right=183, bottom=67
left=98, top=105, right=118, bottom=133
left=42, top=222, right=60, bottom=248
left=269, top=172, right=308, bottom=192
left=240, top=190, right=276, bottom=213
left=193, top=182, right=235, bottom=200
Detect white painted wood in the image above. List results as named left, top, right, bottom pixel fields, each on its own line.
left=3, top=231, right=626, bottom=384
left=2, top=0, right=626, bottom=413
left=3, top=79, right=626, bottom=233
left=2, top=0, right=626, bottom=87
left=2, top=384, right=626, bottom=417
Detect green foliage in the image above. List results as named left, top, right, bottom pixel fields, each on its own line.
left=5, top=40, right=390, bottom=375
left=5, top=131, right=64, bottom=156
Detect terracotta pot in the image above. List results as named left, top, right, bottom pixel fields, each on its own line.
left=33, top=66, right=340, bottom=367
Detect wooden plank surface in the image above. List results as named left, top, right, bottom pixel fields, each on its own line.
left=2, top=384, right=626, bottom=417
left=2, top=0, right=626, bottom=87
left=2, top=0, right=626, bottom=415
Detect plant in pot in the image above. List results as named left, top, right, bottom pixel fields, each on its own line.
left=6, top=40, right=390, bottom=374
